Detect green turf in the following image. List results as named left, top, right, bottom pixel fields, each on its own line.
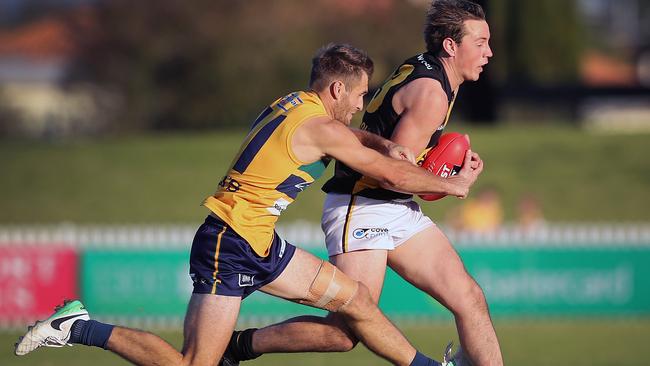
left=2, top=319, right=650, bottom=365
left=1, top=126, right=649, bottom=224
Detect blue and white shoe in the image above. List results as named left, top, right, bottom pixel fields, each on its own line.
left=15, top=299, right=89, bottom=356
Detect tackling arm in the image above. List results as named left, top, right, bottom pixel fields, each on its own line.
left=350, top=128, right=415, bottom=163
left=307, top=119, right=478, bottom=197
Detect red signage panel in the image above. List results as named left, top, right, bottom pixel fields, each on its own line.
left=0, top=245, right=78, bottom=322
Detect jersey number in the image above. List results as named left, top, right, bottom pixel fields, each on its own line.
left=230, top=93, right=304, bottom=174
left=366, top=64, right=414, bottom=114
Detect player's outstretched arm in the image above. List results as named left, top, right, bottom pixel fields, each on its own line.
left=303, top=118, right=475, bottom=197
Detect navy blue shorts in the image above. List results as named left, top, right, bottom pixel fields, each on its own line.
left=189, top=215, right=296, bottom=298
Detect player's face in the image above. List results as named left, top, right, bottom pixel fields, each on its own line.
left=335, top=72, right=369, bottom=125
left=456, top=19, right=492, bottom=82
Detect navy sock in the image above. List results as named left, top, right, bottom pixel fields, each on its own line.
left=228, top=328, right=260, bottom=361
left=410, top=351, right=441, bottom=366
left=69, top=319, right=115, bottom=349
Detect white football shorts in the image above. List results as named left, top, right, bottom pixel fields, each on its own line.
left=321, top=193, right=435, bottom=257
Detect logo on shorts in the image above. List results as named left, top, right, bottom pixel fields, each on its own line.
left=190, top=273, right=219, bottom=285
left=352, top=227, right=389, bottom=239
left=238, top=274, right=255, bottom=287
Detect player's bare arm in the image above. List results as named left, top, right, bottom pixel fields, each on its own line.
left=392, top=78, right=483, bottom=196
left=350, top=128, right=415, bottom=163
left=293, top=116, right=476, bottom=197
left=391, top=78, right=449, bottom=155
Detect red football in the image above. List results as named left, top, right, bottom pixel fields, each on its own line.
left=418, top=132, right=470, bottom=201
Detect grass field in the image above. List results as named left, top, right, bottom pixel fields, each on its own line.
left=1, top=126, right=649, bottom=365
left=2, top=319, right=650, bottom=365
left=1, top=125, right=649, bottom=224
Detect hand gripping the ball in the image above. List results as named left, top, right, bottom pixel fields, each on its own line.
left=447, top=149, right=484, bottom=199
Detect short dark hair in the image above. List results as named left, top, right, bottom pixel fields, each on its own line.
left=309, top=43, right=374, bottom=91
left=424, top=0, right=486, bottom=55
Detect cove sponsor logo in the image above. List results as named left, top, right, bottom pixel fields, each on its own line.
left=352, top=227, right=389, bottom=239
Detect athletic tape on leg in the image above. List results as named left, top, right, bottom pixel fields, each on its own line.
left=300, top=261, right=358, bottom=312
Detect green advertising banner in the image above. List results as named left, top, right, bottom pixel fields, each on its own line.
left=82, top=250, right=191, bottom=317
left=462, top=246, right=650, bottom=316
left=81, top=245, right=650, bottom=320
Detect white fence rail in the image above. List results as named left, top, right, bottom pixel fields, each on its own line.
left=1, top=221, right=649, bottom=248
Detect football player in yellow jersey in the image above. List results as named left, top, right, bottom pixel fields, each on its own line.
left=15, top=44, right=482, bottom=366
left=221, top=1, right=503, bottom=366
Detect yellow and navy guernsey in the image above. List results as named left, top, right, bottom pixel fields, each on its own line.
left=322, top=52, right=456, bottom=201
left=204, top=91, right=330, bottom=257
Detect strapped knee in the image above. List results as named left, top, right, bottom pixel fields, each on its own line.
left=299, top=261, right=358, bottom=312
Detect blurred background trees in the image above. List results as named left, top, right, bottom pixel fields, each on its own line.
left=490, top=0, right=583, bottom=86
left=0, top=0, right=648, bottom=136
left=64, top=0, right=428, bottom=132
